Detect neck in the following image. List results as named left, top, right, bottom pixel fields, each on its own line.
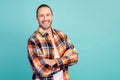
left=45, top=27, right=51, bottom=33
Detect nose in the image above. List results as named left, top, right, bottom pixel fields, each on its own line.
left=44, top=16, right=47, bottom=20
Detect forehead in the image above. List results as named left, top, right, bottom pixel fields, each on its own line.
left=38, top=7, right=51, bottom=14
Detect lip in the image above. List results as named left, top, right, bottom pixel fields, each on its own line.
left=42, top=20, right=50, bottom=24
left=43, top=21, right=49, bottom=24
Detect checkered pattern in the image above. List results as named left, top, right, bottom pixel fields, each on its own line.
left=27, top=27, right=78, bottom=80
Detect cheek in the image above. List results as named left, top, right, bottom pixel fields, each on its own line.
left=37, top=18, right=43, bottom=23
left=49, top=17, right=52, bottom=21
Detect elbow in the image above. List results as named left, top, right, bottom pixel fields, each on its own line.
left=68, top=53, right=78, bottom=66
left=76, top=53, right=78, bottom=63
left=73, top=53, right=78, bottom=64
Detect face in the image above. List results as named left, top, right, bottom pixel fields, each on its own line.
left=37, top=7, right=53, bottom=30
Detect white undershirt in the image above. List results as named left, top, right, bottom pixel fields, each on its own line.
left=51, top=38, right=63, bottom=80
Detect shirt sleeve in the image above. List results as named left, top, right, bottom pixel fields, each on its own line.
left=27, top=39, right=54, bottom=77
left=55, top=36, right=78, bottom=67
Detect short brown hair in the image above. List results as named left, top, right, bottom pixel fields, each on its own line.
left=36, top=4, right=53, bottom=16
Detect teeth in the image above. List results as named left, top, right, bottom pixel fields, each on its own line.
left=43, top=21, right=49, bottom=24
left=44, top=22, right=48, bottom=23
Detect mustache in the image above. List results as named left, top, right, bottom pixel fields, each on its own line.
left=42, top=20, right=50, bottom=22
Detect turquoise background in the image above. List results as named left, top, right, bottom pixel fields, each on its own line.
left=0, top=0, right=120, bottom=80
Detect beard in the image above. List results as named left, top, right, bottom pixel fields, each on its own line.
left=39, top=20, right=52, bottom=30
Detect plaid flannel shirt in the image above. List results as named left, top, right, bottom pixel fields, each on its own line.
left=27, top=27, right=78, bottom=80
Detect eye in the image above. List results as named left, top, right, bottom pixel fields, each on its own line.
left=46, top=13, right=50, bottom=16
left=38, top=14, right=44, bottom=17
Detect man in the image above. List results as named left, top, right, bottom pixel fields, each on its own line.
left=27, top=4, right=78, bottom=80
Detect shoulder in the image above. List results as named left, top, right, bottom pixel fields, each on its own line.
left=28, top=30, right=40, bottom=42
left=54, top=29, right=68, bottom=39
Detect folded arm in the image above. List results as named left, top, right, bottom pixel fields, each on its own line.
left=55, top=37, right=78, bottom=68
left=27, top=39, right=53, bottom=77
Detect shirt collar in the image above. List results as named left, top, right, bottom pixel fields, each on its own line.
left=38, top=26, right=57, bottom=37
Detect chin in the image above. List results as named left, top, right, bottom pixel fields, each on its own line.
left=42, top=25, right=51, bottom=30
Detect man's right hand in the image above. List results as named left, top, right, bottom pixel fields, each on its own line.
left=44, top=59, right=56, bottom=66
